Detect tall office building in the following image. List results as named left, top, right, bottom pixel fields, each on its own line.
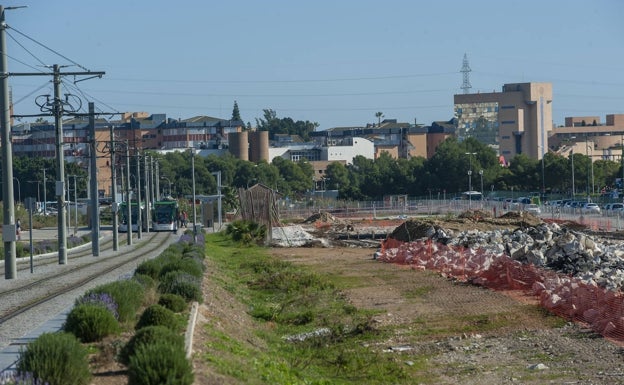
left=454, top=82, right=552, bottom=161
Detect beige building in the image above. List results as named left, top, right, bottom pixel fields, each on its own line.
left=454, top=82, right=553, bottom=161
left=549, top=114, right=624, bottom=162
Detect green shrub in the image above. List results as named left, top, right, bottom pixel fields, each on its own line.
left=16, top=332, right=91, bottom=385
left=119, top=325, right=184, bottom=366
left=133, top=273, right=156, bottom=290
left=158, top=293, right=188, bottom=312
left=135, top=304, right=181, bottom=331
left=63, top=304, right=120, bottom=343
left=127, top=340, right=193, bottom=385
left=182, top=249, right=204, bottom=261
left=134, top=259, right=163, bottom=280
left=158, top=271, right=203, bottom=302
left=86, top=279, right=145, bottom=323
left=159, top=257, right=204, bottom=279
left=225, top=219, right=267, bottom=245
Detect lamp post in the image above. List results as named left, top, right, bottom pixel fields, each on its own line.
left=539, top=145, right=546, bottom=196
left=586, top=142, right=595, bottom=195
left=13, top=177, right=20, bottom=203
left=27, top=180, right=40, bottom=204
left=567, top=136, right=576, bottom=199
left=211, top=171, right=222, bottom=230
left=160, top=176, right=172, bottom=196
left=465, top=152, right=477, bottom=209
left=68, top=175, right=79, bottom=236
left=479, top=169, right=484, bottom=196
left=571, top=146, right=575, bottom=199
left=467, top=170, right=472, bottom=209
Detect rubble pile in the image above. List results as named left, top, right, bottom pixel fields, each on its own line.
left=388, top=219, right=624, bottom=291
left=388, top=220, right=454, bottom=243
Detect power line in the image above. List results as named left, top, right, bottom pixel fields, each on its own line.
left=82, top=87, right=452, bottom=98
left=5, top=29, right=47, bottom=68
left=105, top=71, right=458, bottom=84
left=7, top=25, right=90, bottom=71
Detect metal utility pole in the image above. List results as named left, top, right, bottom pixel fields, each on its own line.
left=154, top=162, right=160, bottom=200
left=1, top=5, right=104, bottom=269
left=125, top=144, right=132, bottom=246
left=89, top=103, right=100, bottom=256
left=42, top=168, right=47, bottom=215
left=52, top=64, right=68, bottom=264
left=144, top=154, right=151, bottom=232
left=191, top=150, right=197, bottom=241
left=110, top=125, right=118, bottom=251
left=1, top=6, right=17, bottom=278
left=212, top=171, right=222, bottom=230
left=135, top=150, right=142, bottom=239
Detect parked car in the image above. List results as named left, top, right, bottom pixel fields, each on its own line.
left=604, top=202, right=624, bottom=214
left=524, top=204, right=541, bottom=215
left=581, top=202, right=601, bottom=214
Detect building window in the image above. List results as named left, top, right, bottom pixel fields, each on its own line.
left=501, top=135, right=510, bottom=139
left=501, top=120, right=516, bottom=124
left=501, top=105, right=515, bottom=109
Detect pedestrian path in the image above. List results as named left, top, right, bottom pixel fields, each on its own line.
left=0, top=309, right=70, bottom=373
left=0, top=228, right=109, bottom=374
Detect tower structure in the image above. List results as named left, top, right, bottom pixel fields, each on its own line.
left=460, top=53, right=472, bottom=95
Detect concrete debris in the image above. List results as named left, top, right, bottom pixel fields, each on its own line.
left=270, top=226, right=330, bottom=247
left=527, top=363, right=549, bottom=370
left=389, top=219, right=624, bottom=292
left=283, top=327, right=332, bottom=343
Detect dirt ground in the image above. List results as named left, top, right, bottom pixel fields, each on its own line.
left=193, top=213, right=624, bottom=385
left=91, top=213, right=624, bottom=384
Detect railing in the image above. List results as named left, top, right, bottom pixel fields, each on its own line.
left=277, top=198, right=624, bottom=232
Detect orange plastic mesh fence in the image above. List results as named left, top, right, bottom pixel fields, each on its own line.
left=379, top=238, right=624, bottom=342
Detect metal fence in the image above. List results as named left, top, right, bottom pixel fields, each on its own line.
left=277, top=197, right=624, bottom=232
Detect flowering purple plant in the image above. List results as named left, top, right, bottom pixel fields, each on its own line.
left=0, top=371, right=49, bottom=385
left=76, top=292, right=119, bottom=320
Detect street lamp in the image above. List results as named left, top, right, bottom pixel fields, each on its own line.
left=27, top=180, right=41, bottom=204
left=467, top=170, right=472, bottom=209
left=586, top=141, right=595, bottom=196
left=160, top=176, right=172, bottom=197
left=479, top=169, right=484, bottom=196
left=465, top=152, right=477, bottom=209
left=13, top=177, right=20, bottom=203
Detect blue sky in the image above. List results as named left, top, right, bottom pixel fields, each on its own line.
left=4, top=0, right=623, bottom=130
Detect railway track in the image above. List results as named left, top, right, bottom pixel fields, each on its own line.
left=0, top=231, right=177, bottom=329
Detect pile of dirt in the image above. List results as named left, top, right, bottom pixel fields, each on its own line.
left=388, top=219, right=450, bottom=243
left=303, top=211, right=340, bottom=224
left=386, top=211, right=547, bottom=243
left=497, top=211, right=542, bottom=227
left=457, top=209, right=492, bottom=220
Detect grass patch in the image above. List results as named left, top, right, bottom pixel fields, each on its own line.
left=201, top=232, right=429, bottom=384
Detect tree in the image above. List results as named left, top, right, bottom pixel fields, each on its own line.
left=375, top=112, right=384, bottom=126
left=231, top=101, right=242, bottom=122
left=255, top=109, right=318, bottom=141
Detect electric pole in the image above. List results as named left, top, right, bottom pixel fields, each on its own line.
left=9, top=65, right=104, bottom=265
left=1, top=5, right=17, bottom=278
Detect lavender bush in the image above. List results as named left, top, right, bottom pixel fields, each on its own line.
left=75, top=292, right=119, bottom=320
left=0, top=371, right=48, bottom=385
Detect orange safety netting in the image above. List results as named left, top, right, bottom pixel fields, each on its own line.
left=379, top=238, right=624, bottom=343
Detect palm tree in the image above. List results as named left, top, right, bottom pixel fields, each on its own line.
left=375, top=112, right=384, bottom=126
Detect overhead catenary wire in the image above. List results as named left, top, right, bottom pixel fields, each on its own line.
left=7, top=25, right=90, bottom=72
left=5, top=30, right=47, bottom=69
